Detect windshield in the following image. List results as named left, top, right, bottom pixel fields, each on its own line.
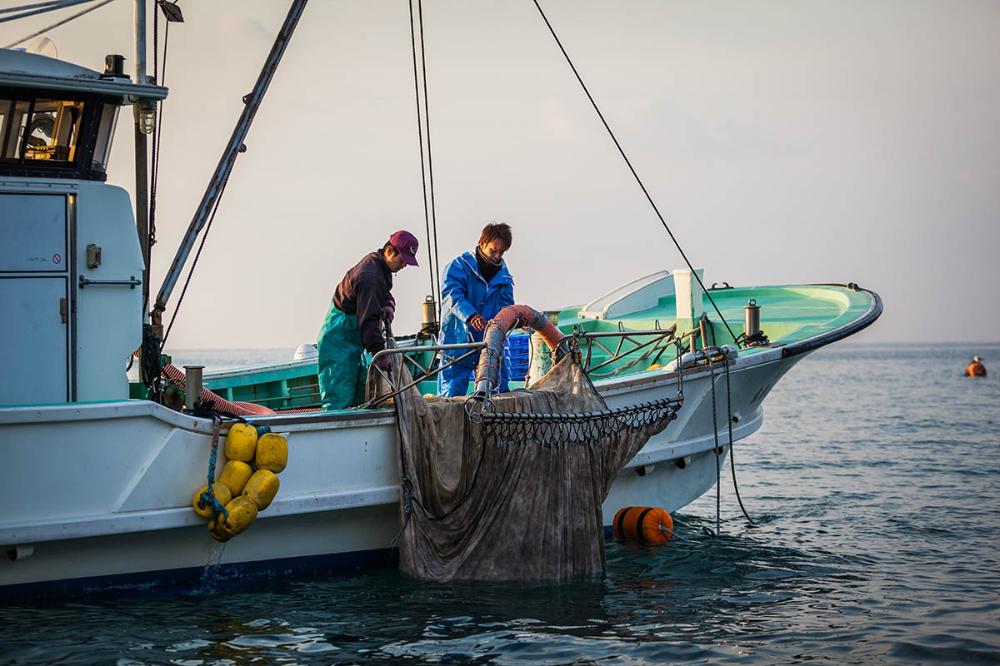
left=0, top=98, right=85, bottom=163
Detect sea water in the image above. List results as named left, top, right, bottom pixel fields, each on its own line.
left=1, top=343, right=998, bottom=664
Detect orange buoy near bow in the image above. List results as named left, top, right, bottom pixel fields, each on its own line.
left=613, top=506, right=674, bottom=544
left=966, top=356, right=987, bottom=377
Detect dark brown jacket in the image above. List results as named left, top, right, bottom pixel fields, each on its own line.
left=333, top=251, right=395, bottom=353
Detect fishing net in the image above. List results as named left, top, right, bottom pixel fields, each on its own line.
left=390, top=354, right=681, bottom=582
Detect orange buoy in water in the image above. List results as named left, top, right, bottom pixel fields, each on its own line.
left=966, top=356, right=987, bottom=377
left=613, top=506, right=674, bottom=544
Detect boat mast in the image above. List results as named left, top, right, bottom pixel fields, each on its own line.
left=150, top=0, right=309, bottom=336
left=133, top=0, right=152, bottom=322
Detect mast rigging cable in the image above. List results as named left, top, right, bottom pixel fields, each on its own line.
left=0, top=0, right=102, bottom=24
left=408, top=0, right=442, bottom=321
left=147, top=0, right=179, bottom=315
left=531, top=0, right=739, bottom=345
left=152, top=0, right=308, bottom=340
left=2, top=0, right=114, bottom=47
left=408, top=0, right=442, bottom=322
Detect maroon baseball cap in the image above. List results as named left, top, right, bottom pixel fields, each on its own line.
left=389, top=230, right=420, bottom=266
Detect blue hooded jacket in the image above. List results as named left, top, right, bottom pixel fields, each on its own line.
left=440, top=250, right=515, bottom=363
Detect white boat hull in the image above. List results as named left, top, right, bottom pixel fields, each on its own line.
left=0, top=348, right=796, bottom=598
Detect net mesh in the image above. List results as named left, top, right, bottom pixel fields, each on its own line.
left=391, top=354, right=682, bottom=582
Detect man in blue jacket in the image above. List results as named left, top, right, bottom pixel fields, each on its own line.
left=438, top=223, right=515, bottom=397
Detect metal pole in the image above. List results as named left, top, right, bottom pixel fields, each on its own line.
left=134, top=0, right=147, bottom=83
left=151, top=0, right=309, bottom=326
left=133, top=0, right=151, bottom=322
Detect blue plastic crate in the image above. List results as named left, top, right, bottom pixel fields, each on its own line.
left=507, top=332, right=531, bottom=381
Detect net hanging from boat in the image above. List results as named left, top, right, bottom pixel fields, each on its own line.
left=391, top=355, right=682, bottom=582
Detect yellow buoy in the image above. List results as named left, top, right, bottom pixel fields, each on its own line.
left=255, top=433, right=288, bottom=473
left=218, top=460, right=253, bottom=496
left=191, top=482, right=232, bottom=519
left=209, top=495, right=258, bottom=542
left=647, top=363, right=663, bottom=371
left=224, top=423, right=258, bottom=463
left=243, top=469, right=280, bottom=510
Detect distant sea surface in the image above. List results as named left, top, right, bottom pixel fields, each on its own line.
left=3, top=343, right=999, bottom=664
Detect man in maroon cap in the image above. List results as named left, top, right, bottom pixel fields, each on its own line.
left=317, top=230, right=419, bottom=410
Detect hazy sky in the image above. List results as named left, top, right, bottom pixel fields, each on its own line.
left=3, top=0, right=999, bottom=348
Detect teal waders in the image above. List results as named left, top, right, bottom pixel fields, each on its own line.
left=317, top=305, right=370, bottom=410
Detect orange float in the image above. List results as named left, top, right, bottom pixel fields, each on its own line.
left=612, top=506, right=674, bottom=544
left=966, top=356, right=987, bottom=377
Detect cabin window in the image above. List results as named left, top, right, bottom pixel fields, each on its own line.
left=91, top=103, right=119, bottom=171
left=0, top=97, right=84, bottom=163
left=26, top=99, right=84, bottom=162
left=0, top=100, right=30, bottom=159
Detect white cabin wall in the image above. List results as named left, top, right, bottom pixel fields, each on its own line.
left=74, top=182, right=143, bottom=402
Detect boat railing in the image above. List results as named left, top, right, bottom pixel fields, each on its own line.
left=362, top=341, right=486, bottom=409
left=359, top=318, right=749, bottom=408
left=561, top=324, right=679, bottom=378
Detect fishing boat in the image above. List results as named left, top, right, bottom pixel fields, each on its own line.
left=0, top=3, right=881, bottom=600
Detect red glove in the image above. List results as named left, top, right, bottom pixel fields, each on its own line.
left=375, top=355, right=392, bottom=372
left=468, top=313, right=487, bottom=332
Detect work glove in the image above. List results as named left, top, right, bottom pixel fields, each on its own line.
left=468, top=313, right=487, bottom=332
left=375, top=355, right=392, bottom=372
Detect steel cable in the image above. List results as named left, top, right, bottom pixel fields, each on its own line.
left=530, top=0, right=739, bottom=345
left=0, top=0, right=97, bottom=23
left=417, top=0, right=442, bottom=322
left=2, top=0, right=114, bottom=46
left=408, top=0, right=438, bottom=317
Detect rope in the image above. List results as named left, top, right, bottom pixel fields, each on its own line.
left=196, top=415, right=229, bottom=520
left=146, top=0, right=174, bottom=316
left=725, top=355, right=756, bottom=525
left=2, top=0, right=114, bottom=47
left=147, top=3, right=159, bottom=315
left=530, top=0, right=739, bottom=346
left=675, top=337, right=684, bottom=399
left=709, top=360, right=721, bottom=537
left=407, top=0, right=439, bottom=317
left=417, top=0, right=443, bottom=322
left=161, top=164, right=232, bottom=347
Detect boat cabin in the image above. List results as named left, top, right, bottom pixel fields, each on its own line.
left=0, top=49, right=165, bottom=407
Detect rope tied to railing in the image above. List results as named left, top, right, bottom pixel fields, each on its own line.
left=196, top=414, right=229, bottom=521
